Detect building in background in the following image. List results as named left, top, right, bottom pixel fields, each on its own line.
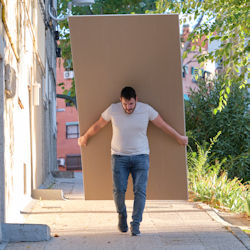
left=56, top=59, right=81, bottom=171
left=181, top=25, right=212, bottom=99
left=0, top=0, right=57, bottom=238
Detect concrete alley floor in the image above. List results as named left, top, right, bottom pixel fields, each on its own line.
left=5, top=172, right=250, bottom=250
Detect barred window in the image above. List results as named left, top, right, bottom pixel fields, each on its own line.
left=191, top=67, right=204, bottom=83
left=66, top=122, right=79, bottom=139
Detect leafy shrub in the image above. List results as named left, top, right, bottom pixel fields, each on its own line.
left=185, top=78, right=249, bottom=182
left=188, top=134, right=249, bottom=215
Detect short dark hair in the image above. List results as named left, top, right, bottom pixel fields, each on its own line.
left=120, top=86, right=136, bottom=100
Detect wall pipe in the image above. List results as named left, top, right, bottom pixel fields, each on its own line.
left=0, top=0, right=46, bottom=75
left=0, top=0, right=20, bottom=62
left=21, top=0, right=45, bottom=74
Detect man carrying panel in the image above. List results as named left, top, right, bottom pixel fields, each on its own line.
left=78, top=86, right=188, bottom=236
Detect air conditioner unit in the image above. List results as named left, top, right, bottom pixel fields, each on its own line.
left=57, top=158, right=65, bottom=166
left=64, top=71, right=74, bottom=79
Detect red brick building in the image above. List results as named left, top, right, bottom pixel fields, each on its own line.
left=56, top=59, right=81, bottom=170
left=181, top=25, right=209, bottom=99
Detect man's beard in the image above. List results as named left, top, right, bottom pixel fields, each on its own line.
left=123, top=104, right=136, bottom=114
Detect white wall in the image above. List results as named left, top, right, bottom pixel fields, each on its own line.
left=1, top=0, right=57, bottom=223
left=0, top=48, right=5, bottom=233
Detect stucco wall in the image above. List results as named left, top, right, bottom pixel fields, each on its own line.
left=1, top=0, right=57, bottom=222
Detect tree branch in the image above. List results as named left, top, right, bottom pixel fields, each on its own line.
left=56, top=94, right=77, bottom=109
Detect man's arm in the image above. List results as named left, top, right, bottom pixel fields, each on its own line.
left=78, top=116, right=109, bottom=147
left=151, top=115, right=188, bottom=146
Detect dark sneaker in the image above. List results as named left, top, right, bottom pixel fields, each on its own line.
left=130, top=222, right=141, bottom=236
left=118, top=214, right=128, bottom=233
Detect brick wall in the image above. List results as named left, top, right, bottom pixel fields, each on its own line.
left=56, top=59, right=81, bottom=169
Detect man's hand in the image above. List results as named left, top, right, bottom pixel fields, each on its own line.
left=78, top=135, right=88, bottom=147
left=77, top=116, right=109, bottom=147
left=152, top=115, right=188, bottom=146
left=177, top=135, right=188, bottom=146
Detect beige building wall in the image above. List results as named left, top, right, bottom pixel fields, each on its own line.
left=182, top=51, right=201, bottom=94
left=69, top=14, right=188, bottom=200
left=0, top=0, right=57, bottom=223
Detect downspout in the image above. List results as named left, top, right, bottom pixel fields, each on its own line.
left=0, top=0, right=5, bottom=238
left=20, top=0, right=45, bottom=74
left=28, top=84, right=34, bottom=192
left=0, top=54, right=5, bottom=240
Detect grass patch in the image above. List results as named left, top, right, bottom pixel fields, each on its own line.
left=243, top=229, right=250, bottom=236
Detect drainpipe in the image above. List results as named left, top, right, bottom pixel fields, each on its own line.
left=28, top=84, right=34, bottom=192
left=0, top=53, right=5, bottom=243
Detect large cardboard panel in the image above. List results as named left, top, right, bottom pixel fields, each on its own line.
left=69, top=14, right=188, bottom=200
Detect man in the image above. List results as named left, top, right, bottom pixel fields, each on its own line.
left=78, top=86, right=188, bottom=236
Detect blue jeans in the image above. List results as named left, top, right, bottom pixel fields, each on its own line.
left=111, top=154, right=149, bottom=225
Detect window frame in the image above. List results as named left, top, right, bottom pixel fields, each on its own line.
left=66, top=122, right=79, bottom=139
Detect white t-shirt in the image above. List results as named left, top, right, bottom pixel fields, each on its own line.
left=101, top=102, right=158, bottom=155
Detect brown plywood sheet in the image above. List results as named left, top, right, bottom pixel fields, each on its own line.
left=69, top=14, right=188, bottom=200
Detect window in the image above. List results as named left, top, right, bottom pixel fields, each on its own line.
left=216, top=59, right=223, bottom=71
left=66, top=155, right=82, bottom=170
left=182, top=65, right=188, bottom=78
left=191, top=67, right=204, bottom=83
left=204, top=71, right=211, bottom=80
left=66, top=122, right=79, bottom=139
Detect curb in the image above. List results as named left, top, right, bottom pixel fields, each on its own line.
left=198, top=202, right=250, bottom=250
left=1, top=223, right=51, bottom=243
left=0, top=242, right=7, bottom=250
left=231, top=227, right=250, bottom=250
left=32, top=189, right=65, bottom=200
left=51, top=171, right=74, bottom=178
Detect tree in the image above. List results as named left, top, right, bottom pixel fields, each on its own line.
left=152, top=0, right=249, bottom=113
left=56, top=0, right=156, bottom=106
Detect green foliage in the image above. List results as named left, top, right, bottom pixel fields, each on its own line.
left=185, top=77, right=250, bottom=182
left=57, top=78, right=77, bottom=107
left=59, top=39, right=73, bottom=70
left=153, top=0, right=249, bottom=111
left=188, top=139, right=250, bottom=215
left=57, top=0, right=156, bottom=105
left=227, top=152, right=250, bottom=183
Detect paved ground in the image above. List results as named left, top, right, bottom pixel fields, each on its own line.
left=5, top=172, right=250, bottom=250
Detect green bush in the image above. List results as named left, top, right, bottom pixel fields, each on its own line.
left=188, top=135, right=250, bottom=215
left=185, top=78, right=250, bottom=182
